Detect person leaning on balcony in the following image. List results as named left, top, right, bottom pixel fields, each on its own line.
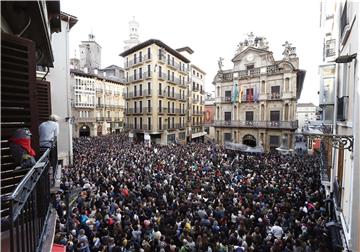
left=39, top=114, right=60, bottom=148
left=39, top=114, right=60, bottom=181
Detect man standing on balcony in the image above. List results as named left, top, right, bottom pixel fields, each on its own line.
left=39, top=114, right=60, bottom=183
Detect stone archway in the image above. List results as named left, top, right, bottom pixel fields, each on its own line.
left=79, top=125, right=90, bottom=137
left=243, top=134, right=256, bottom=147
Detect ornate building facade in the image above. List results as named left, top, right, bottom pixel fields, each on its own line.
left=213, top=33, right=305, bottom=152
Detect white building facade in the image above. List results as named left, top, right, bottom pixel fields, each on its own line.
left=319, top=1, right=359, bottom=250
left=296, top=103, right=318, bottom=130
left=46, top=12, right=78, bottom=165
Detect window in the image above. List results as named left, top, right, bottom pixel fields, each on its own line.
left=172, top=72, right=174, bottom=81
left=246, top=88, right=254, bottom=101
left=172, top=86, right=174, bottom=97
left=147, top=65, right=151, bottom=77
left=134, top=69, right=137, bottom=80
left=270, top=111, right=280, bottom=121
left=147, top=82, right=151, bottom=95
left=139, top=101, right=142, bottom=113
left=224, top=133, right=232, bottom=142
left=168, top=101, right=170, bottom=111
left=148, top=100, right=151, bottom=112
left=158, top=66, right=162, bottom=77
left=246, top=64, right=254, bottom=70
left=224, top=112, right=231, bottom=121
left=172, top=56, right=174, bottom=66
left=159, top=83, right=162, bottom=95
left=134, top=53, right=137, bottom=64
left=139, top=51, right=142, bottom=62
left=172, top=117, right=175, bottom=128
left=167, top=70, right=170, bottom=80
left=139, top=67, right=142, bottom=79
left=167, top=86, right=170, bottom=97
left=140, top=117, right=143, bottom=129
left=139, top=84, right=143, bottom=96
left=134, top=117, right=137, bottom=129
left=172, top=102, right=174, bottom=113
left=134, top=86, right=137, bottom=96
left=134, top=101, right=137, bottom=113
left=147, top=48, right=151, bottom=59
left=159, top=117, right=162, bottom=130
left=168, top=117, right=170, bottom=129
left=159, top=100, right=162, bottom=112
left=271, top=86, right=280, bottom=99
left=225, top=90, right=231, bottom=101
left=167, top=54, right=170, bottom=64
left=148, top=117, right=151, bottom=130
left=246, top=111, right=254, bottom=121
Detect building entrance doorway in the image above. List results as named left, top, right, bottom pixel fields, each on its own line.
left=79, top=125, right=90, bottom=137
left=243, top=134, right=256, bottom=147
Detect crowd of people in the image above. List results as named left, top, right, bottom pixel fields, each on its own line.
left=54, top=133, right=332, bottom=252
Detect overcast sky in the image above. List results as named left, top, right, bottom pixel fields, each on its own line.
left=62, top=0, right=322, bottom=104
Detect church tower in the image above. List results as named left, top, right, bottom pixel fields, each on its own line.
left=124, top=17, right=140, bottom=51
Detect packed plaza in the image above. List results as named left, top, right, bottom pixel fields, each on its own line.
left=53, top=133, right=332, bottom=251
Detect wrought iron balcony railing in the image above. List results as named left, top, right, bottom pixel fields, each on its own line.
left=1, top=147, right=54, bottom=252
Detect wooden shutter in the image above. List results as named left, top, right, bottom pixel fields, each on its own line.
left=36, top=80, right=52, bottom=123
left=1, top=33, right=38, bottom=199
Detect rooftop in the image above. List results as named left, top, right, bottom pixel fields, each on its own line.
left=70, top=69, right=124, bottom=84
left=119, top=39, right=190, bottom=63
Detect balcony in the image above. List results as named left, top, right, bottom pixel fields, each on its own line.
left=193, top=111, right=203, bottom=116
left=96, top=88, right=104, bottom=93
left=125, top=55, right=147, bottom=69
left=113, top=90, right=121, bottom=96
left=143, top=107, right=152, bottom=114
left=96, top=103, right=104, bottom=108
left=268, top=93, right=281, bottom=100
left=96, top=116, right=105, bottom=121
left=125, top=92, right=144, bottom=99
left=105, top=90, right=112, bottom=95
left=266, top=65, right=281, bottom=75
left=217, top=96, right=232, bottom=103
left=158, top=72, right=167, bottom=81
left=158, top=53, right=167, bottom=63
left=1, top=148, right=54, bottom=252
left=158, top=107, right=168, bottom=114
left=213, top=120, right=298, bottom=129
left=167, top=77, right=181, bottom=85
left=76, top=117, right=96, bottom=123
left=74, top=102, right=95, bottom=108
left=193, top=86, right=199, bottom=92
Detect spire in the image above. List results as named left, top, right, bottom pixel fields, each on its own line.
left=124, top=16, right=140, bottom=51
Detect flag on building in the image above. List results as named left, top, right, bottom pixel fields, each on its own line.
left=254, top=84, right=259, bottom=102
left=231, top=80, right=239, bottom=103
left=239, top=84, right=243, bottom=103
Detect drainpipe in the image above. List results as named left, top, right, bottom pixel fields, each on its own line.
left=66, top=16, right=73, bottom=165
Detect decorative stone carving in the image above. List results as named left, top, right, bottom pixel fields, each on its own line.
left=282, top=41, right=297, bottom=59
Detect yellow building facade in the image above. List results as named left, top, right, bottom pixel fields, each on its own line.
left=121, top=39, right=190, bottom=144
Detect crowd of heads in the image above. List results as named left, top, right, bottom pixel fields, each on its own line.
left=54, top=133, right=332, bottom=252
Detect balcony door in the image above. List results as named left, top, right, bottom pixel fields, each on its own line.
left=224, top=112, right=231, bottom=121
left=270, top=111, right=280, bottom=122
